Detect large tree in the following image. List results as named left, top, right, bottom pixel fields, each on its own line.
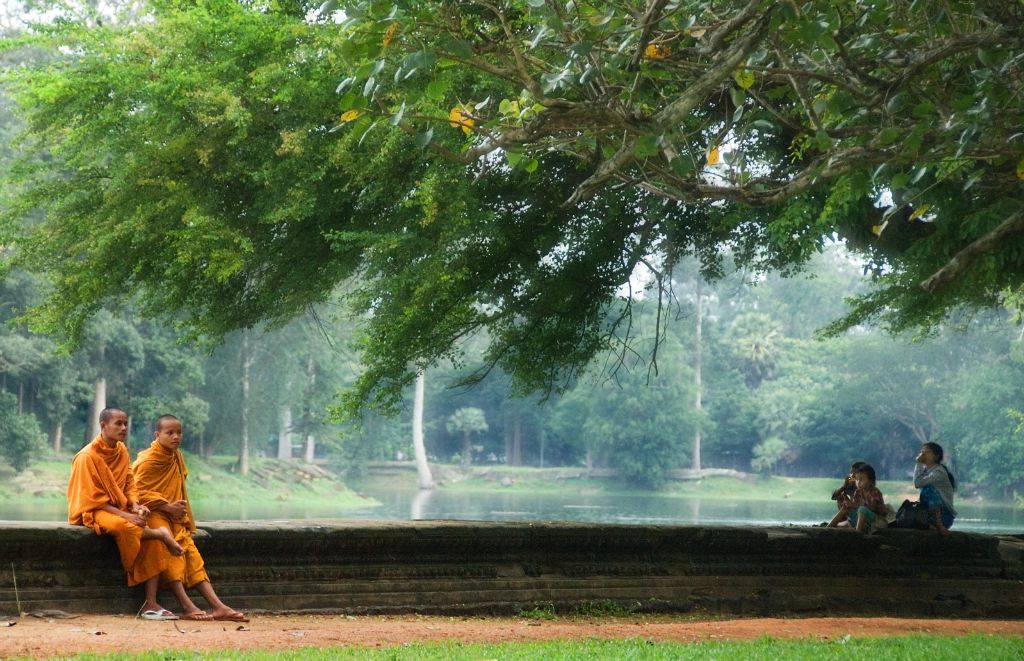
left=3, top=0, right=1023, bottom=420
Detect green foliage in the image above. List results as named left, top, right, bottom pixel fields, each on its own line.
left=445, top=407, right=488, bottom=436
left=516, top=603, right=556, bottom=620
left=0, top=391, right=44, bottom=472
left=5, top=1, right=1024, bottom=427
left=751, top=437, right=788, bottom=476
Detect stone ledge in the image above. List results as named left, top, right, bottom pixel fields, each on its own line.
left=1, top=521, right=1021, bottom=617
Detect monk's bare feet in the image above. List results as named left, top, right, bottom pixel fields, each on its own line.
left=153, top=526, right=184, bottom=555
left=180, top=609, right=214, bottom=621
left=208, top=606, right=248, bottom=622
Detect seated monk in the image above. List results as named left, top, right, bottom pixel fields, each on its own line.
left=68, top=407, right=184, bottom=620
left=132, top=414, right=248, bottom=622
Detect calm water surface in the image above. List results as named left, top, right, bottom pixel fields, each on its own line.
left=5, top=489, right=1022, bottom=533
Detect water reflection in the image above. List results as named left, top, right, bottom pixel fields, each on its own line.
left=2, top=490, right=1021, bottom=533
left=410, top=488, right=434, bottom=520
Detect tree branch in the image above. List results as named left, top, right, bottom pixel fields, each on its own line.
left=920, top=209, right=1024, bottom=293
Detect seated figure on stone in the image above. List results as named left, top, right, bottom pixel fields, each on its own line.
left=827, top=463, right=888, bottom=533
left=67, top=407, right=184, bottom=620
left=831, top=460, right=868, bottom=513
left=132, top=413, right=248, bottom=622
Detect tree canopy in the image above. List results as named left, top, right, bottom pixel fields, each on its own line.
left=2, top=0, right=1023, bottom=416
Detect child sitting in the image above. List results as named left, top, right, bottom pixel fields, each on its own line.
left=831, top=460, right=867, bottom=513
left=828, top=464, right=887, bottom=533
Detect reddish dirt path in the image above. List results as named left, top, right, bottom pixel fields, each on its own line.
left=3, top=614, right=1024, bottom=659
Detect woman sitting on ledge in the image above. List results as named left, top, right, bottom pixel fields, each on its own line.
left=914, top=442, right=957, bottom=535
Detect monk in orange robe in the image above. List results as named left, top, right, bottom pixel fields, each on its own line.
left=132, top=414, right=248, bottom=622
left=67, top=407, right=184, bottom=619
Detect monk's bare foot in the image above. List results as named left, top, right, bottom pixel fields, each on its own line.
left=208, top=606, right=248, bottom=622
left=180, top=609, right=214, bottom=621
left=155, top=527, right=184, bottom=555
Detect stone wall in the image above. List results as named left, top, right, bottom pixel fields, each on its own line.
left=1, top=521, right=1022, bottom=618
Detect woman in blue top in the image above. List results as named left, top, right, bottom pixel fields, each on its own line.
left=914, top=442, right=957, bottom=535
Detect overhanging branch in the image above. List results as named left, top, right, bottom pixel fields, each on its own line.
left=920, top=209, right=1024, bottom=293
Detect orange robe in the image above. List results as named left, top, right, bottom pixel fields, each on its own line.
left=133, top=441, right=209, bottom=588
left=67, top=437, right=170, bottom=586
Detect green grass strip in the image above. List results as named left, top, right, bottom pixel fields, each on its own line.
left=23, top=634, right=1024, bottom=661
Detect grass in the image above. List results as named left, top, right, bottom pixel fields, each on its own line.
left=0, top=452, right=375, bottom=513
left=396, top=468, right=912, bottom=505
left=14, top=635, right=1024, bottom=660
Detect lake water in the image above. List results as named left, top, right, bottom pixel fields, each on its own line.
left=5, top=489, right=1023, bottom=533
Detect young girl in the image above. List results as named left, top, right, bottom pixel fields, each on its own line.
left=831, top=460, right=867, bottom=512
left=828, top=464, right=887, bottom=532
left=914, top=442, right=957, bottom=534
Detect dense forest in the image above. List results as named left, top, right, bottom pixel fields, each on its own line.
left=2, top=248, right=1023, bottom=497
left=1, top=2, right=1023, bottom=498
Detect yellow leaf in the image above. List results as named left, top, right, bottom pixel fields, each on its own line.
left=643, top=43, right=670, bottom=61
left=1016, top=157, right=1024, bottom=180
left=707, top=145, right=720, bottom=166
left=871, top=222, right=887, bottom=236
left=908, top=204, right=931, bottom=221
left=339, top=110, right=361, bottom=122
left=382, top=22, right=398, bottom=48
left=448, top=106, right=474, bottom=134
left=733, top=69, right=755, bottom=90
left=685, top=27, right=706, bottom=38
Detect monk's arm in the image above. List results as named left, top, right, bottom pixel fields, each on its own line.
left=98, top=502, right=147, bottom=527
left=151, top=499, right=188, bottom=519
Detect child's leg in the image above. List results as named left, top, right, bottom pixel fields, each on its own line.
left=920, top=486, right=949, bottom=534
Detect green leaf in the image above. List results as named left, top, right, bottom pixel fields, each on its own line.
left=426, top=79, right=447, bottom=101
left=633, top=135, right=661, bottom=159
left=362, top=76, right=376, bottom=97
left=890, top=172, right=910, bottom=189
left=751, top=119, right=776, bottom=133
left=878, top=128, right=901, bottom=146
left=526, top=0, right=545, bottom=6
left=414, top=127, right=434, bottom=148
left=670, top=156, right=695, bottom=177
left=730, top=87, right=745, bottom=109
left=523, top=158, right=540, bottom=173
left=977, top=48, right=999, bottom=68
left=388, top=101, right=406, bottom=126
left=733, top=69, right=755, bottom=90
left=505, top=150, right=523, bottom=167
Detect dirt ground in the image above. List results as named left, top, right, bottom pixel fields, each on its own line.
left=3, top=613, right=1024, bottom=659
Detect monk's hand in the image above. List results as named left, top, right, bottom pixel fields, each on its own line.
left=130, top=502, right=150, bottom=519
left=165, top=500, right=187, bottom=519
left=123, top=510, right=147, bottom=527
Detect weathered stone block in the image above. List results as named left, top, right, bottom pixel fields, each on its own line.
left=0, top=521, right=1021, bottom=618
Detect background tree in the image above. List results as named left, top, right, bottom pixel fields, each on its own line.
left=446, top=406, right=489, bottom=470
left=5, top=1, right=1024, bottom=424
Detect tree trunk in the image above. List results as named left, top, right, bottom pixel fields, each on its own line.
left=510, top=416, right=523, bottom=466
left=412, top=370, right=434, bottom=489
left=17, top=381, right=23, bottom=414
left=301, top=351, right=316, bottom=463
left=52, top=422, right=63, bottom=453
left=87, top=375, right=106, bottom=442
left=462, top=431, right=472, bottom=470
left=692, top=277, right=703, bottom=471
left=238, top=331, right=252, bottom=476
left=277, top=406, right=293, bottom=460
